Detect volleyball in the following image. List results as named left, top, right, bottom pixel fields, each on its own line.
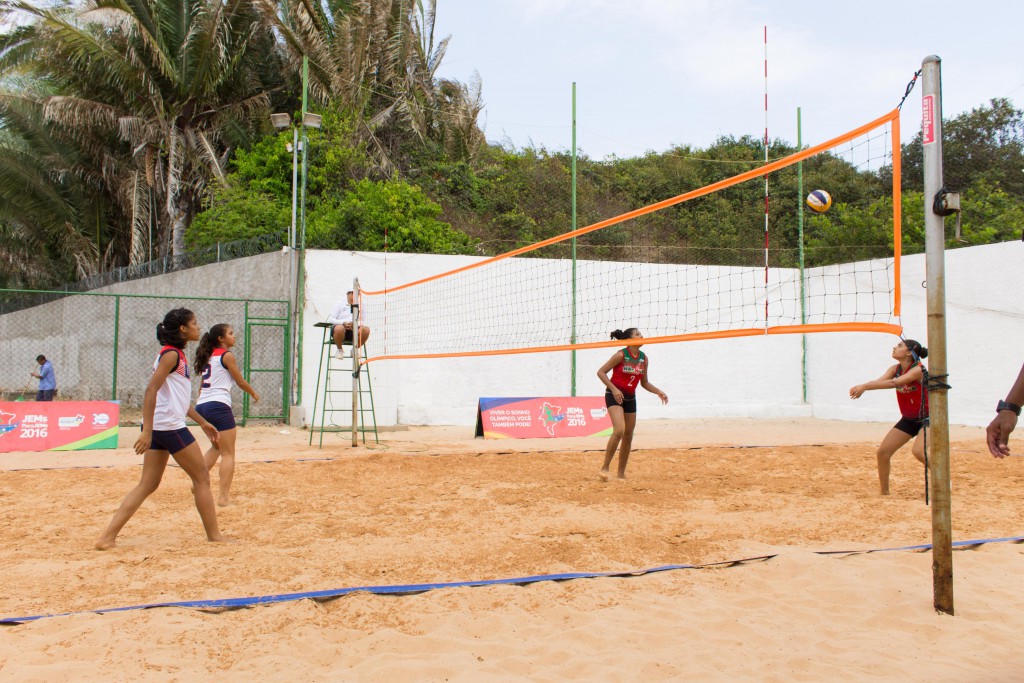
left=806, top=190, right=832, bottom=213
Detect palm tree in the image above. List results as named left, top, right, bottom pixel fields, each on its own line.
left=1, top=0, right=286, bottom=258
left=268, top=0, right=484, bottom=173
left=0, top=81, right=120, bottom=286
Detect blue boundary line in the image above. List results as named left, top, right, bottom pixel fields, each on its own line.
left=3, top=535, right=1021, bottom=626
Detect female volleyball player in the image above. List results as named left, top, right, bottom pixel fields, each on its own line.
left=95, top=308, right=226, bottom=549
left=849, top=338, right=929, bottom=495
left=597, top=328, right=668, bottom=480
left=194, top=323, right=260, bottom=506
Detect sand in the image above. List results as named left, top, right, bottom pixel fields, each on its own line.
left=1, top=418, right=1023, bottom=681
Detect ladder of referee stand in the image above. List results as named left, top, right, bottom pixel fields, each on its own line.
left=310, top=322, right=379, bottom=447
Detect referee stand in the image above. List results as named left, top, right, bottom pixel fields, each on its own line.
left=309, top=319, right=378, bottom=448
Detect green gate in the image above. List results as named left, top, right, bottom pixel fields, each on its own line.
left=243, top=305, right=290, bottom=423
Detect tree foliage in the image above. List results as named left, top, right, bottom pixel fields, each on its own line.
left=0, top=0, right=482, bottom=287
left=307, top=177, right=474, bottom=254
left=0, top=0, right=286, bottom=271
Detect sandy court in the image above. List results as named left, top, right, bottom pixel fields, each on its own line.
left=2, top=418, right=1023, bottom=681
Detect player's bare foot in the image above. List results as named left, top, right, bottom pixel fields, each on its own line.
left=217, top=496, right=232, bottom=507
left=207, top=534, right=231, bottom=543
left=94, top=537, right=116, bottom=550
left=599, top=470, right=610, bottom=482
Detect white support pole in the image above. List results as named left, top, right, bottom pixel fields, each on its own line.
left=921, top=54, right=954, bottom=616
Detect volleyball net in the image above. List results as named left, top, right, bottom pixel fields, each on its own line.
left=359, top=109, right=903, bottom=361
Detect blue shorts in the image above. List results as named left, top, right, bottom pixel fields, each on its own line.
left=605, top=390, right=637, bottom=414
left=196, top=401, right=236, bottom=431
left=149, top=428, right=196, bottom=454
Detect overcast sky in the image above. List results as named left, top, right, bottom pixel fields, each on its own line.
left=433, top=0, right=1024, bottom=159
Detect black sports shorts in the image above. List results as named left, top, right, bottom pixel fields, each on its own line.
left=894, top=416, right=925, bottom=437
left=605, top=390, right=637, bottom=414
left=330, top=324, right=354, bottom=344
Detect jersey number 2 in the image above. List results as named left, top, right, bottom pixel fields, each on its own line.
left=201, top=364, right=212, bottom=389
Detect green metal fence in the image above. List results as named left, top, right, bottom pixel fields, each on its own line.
left=0, top=289, right=290, bottom=424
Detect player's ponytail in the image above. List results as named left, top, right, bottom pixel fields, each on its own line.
left=194, top=323, right=230, bottom=371
left=610, top=327, right=639, bottom=341
left=156, top=308, right=194, bottom=349
left=904, top=339, right=929, bottom=361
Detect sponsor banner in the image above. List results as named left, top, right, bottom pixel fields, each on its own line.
left=0, top=401, right=120, bottom=453
left=475, top=396, right=612, bottom=439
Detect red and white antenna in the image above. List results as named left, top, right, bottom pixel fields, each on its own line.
left=762, top=25, right=770, bottom=328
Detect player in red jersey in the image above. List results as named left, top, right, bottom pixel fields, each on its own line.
left=849, top=338, right=929, bottom=495
left=596, top=328, right=668, bottom=481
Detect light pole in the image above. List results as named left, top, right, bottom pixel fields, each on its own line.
left=270, top=109, right=323, bottom=252
left=271, top=109, right=321, bottom=417
left=297, top=111, right=321, bottom=254
left=276, top=55, right=322, bottom=418
left=270, top=113, right=298, bottom=251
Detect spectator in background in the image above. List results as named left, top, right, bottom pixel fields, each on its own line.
left=31, top=355, right=56, bottom=401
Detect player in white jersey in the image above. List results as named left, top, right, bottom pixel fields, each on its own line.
left=96, top=308, right=226, bottom=550
left=194, top=323, right=260, bottom=506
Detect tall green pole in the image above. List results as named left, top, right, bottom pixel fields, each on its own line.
left=111, top=295, right=120, bottom=400
left=296, top=56, right=309, bottom=405
left=242, top=300, right=250, bottom=425
left=570, top=82, right=578, bottom=396
left=797, top=107, right=807, bottom=403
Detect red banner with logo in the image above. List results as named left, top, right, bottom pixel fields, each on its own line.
left=0, top=401, right=120, bottom=453
left=475, top=396, right=612, bottom=439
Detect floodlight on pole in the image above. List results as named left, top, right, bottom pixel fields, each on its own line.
left=272, top=110, right=302, bottom=413
left=302, top=112, right=322, bottom=129
left=271, top=113, right=300, bottom=252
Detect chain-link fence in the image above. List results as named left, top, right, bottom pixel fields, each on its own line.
left=0, top=289, right=290, bottom=425
left=73, top=232, right=288, bottom=297
left=0, top=232, right=288, bottom=313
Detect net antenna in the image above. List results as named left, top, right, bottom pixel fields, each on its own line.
left=763, top=25, right=770, bottom=331
left=360, top=110, right=904, bottom=363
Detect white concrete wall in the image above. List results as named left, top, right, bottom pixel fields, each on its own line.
left=807, top=241, right=1024, bottom=427
left=302, top=241, right=1023, bottom=428
left=6, top=242, right=1017, bottom=427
